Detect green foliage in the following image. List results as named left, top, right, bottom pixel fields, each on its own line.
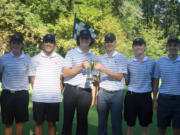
left=0, top=0, right=49, bottom=56
left=0, top=0, right=176, bottom=59
left=141, top=0, right=180, bottom=37
left=139, top=23, right=167, bottom=60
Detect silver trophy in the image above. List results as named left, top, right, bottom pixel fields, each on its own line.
left=87, top=61, right=94, bottom=82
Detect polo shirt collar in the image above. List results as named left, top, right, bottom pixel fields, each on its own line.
left=76, top=47, right=91, bottom=54
left=104, top=51, right=118, bottom=58
left=133, top=56, right=148, bottom=62
left=10, top=51, right=25, bottom=59
left=40, top=51, right=56, bottom=58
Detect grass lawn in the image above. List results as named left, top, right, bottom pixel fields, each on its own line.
left=0, top=87, right=173, bottom=135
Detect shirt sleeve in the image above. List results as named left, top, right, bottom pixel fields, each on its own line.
left=28, top=57, right=37, bottom=76
left=151, top=60, right=156, bottom=79
left=153, top=61, right=160, bottom=79
left=25, top=56, right=31, bottom=77
left=63, top=51, right=73, bottom=68
left=60, top=57, right=64, bottom=75
left=118, top=55, right=128, bottom=74
left=0, top=57, right=3, bottom=73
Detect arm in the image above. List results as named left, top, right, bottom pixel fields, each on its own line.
left=124, top=73, right=129, bottom=85
left=0, top=58, right=3, bottom=82
left=60, top=75, right=64, bottom=92
left=153, top=78, right=159, bottom=110
left=90, top=85, right=97, bottom=108
left=30, top=76, right=35, bottom=89
left=63, top=61, right=90, bottom=78
left=94, top=62, right=123, bottom=81
left=125, top=79, right=129, bottom=86
left=0, top=73, right=2, bottom=82
left=63, top=65, right=83, bottom=78
left=63, top=51, right=89, bottom=78
left=101, top=67, right=123, bottom=81
left=152, top=61, right=160, bottom=110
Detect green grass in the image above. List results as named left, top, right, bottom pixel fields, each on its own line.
left=0, top=87, right=173, bottom=135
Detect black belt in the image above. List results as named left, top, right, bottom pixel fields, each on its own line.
left=159, top=93, right=180, bottom=100
left=66, top=84, right=91, bottom=93
left=127, top=91, right=151, bottom=95
left=3, top=89, right=28, bottom=94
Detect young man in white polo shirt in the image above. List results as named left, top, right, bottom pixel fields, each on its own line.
left=153, top=37, right=180, bottom=135
left=29, top=34, right=64, bottom=135
left=124, top=38, right=155, bottom=135
left=0, top=35, right=31, bottom=135
left=94, top=33, right=127, bottom=135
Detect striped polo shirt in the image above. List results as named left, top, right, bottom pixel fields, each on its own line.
left=63, top=47, right=97, bottom=88
left=98, top=51, right=127, bottom=91
left=0, top=52, right=31, bottom=91
left=126, top=56, right=155, bottom=93
left=154, top=55, right=180, bottom=95
left=29, top=51, right=64, bottom=103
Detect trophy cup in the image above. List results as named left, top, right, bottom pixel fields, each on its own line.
left=87, top=61, right=94, bottom=82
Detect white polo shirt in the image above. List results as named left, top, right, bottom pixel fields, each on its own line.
left=98, top=51, right=127, bottom=91
left=154, top=55, right=180, bottom=95
left=63, top=47, right=97, bottom=88
left=0, top=52, right=31, bottom=91
left=29, top=51, right=64, bottom=103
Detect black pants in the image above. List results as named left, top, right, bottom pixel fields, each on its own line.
left=62, top=84, right=92, bottom=135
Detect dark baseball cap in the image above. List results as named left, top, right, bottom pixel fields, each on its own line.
left=133, top=38, right=146, bottom=46
left=10, top=35, right=23, bottom=43
left=167, top=37, right=180, bottom=45
left=79, top=29, right=91, bottom=39
left=43, top=34, right=55, bottom=43
left=104, top=33, right=116, bottom=42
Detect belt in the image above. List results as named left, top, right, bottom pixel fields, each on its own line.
left=3, top=89, right=27, bottom=94
left=127, top=91, right=151, bottom=95
left=160, top=93, right=180, bottom=100
left=66, top=84, right=91, bottom=93
left=101, top=88, right=120, bottom=93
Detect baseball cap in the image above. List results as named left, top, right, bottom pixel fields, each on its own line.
left=104, top=33, right=116, bottom=43
left=167, top=37, right=180, bottom=45
left=79, top=29, right=91, bottom=39
left=10, top=35, right=23, bottom=43
left=43, top=34, right=56, bottom=43
left=133, top=38, right=146, bottom=46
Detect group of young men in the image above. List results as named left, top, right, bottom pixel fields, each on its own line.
left=0, top=29, right=179, bottom=135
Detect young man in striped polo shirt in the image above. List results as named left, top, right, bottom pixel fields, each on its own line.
left=153, top=37, right=180, bottom=135
left=0, top=35, right=31, bottom=135
left=124, top=38, right=155, bottom=135
left=29, top=34, right=64, bottom=135
left=94, top=33, right=127, bottom=135
left=62, top=29, right=97, bottom=135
